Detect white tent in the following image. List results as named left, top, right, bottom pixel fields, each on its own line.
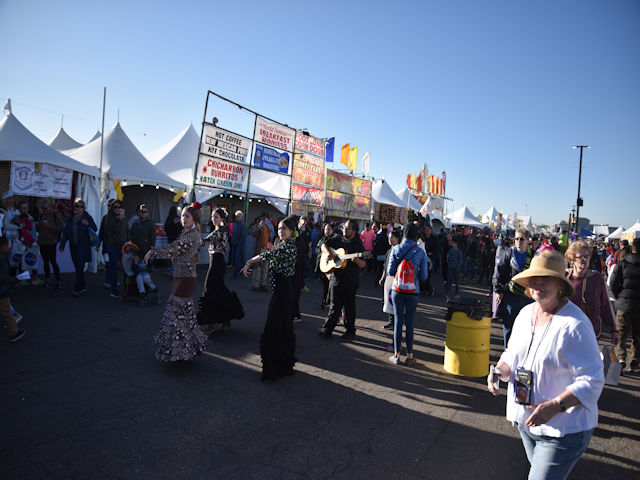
left=592, top=225, right=611, bottom=236
left=69, top=122, right=186, bottom=191
left=606, top=226, right=624, bottom=242
left=372, top=180, right=405, bottom=208
left=429, top=210, right=448, bottom=231
left=482, top=205, right=499, bottom=224
left=395, top=187, right=423, bottom=211
left=420, top=195, right=445, bottom=216
left=147, top=124, right=199, bottom=188
left=48, top=127, right=83, bottom=151
left=0, top=113, right=99, bottom=176
left=446, top=205, right=485, bottom=227
left=87, top=131, right=101, bottom=143
left=621, top=221, right=640, bottom=241
left=520, top=215, right=533, bottom=232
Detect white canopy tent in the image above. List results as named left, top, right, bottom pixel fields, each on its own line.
left=48, top=127, right=83, bottom=152
left=420, top=195, right=445, bottom=216
left=147, top=124, right=199, bottom=189
left=445, top=205, right=485, bottom=228
left=70, top=122, right=186, bottom=224
left=0, top=113, right=99, bottom=177
left=87, top=131, right=101, bottom=143
left=606, top=226, right=624, bottom=242
left=592, top=225, right=611, bottom=236
left=0, top=110, right=101, bottom=274
left=621, top=221, right=640, bottom=241
left=482, top=205, right=499, bottom=224
left=70, top=122, right=185, bottom=191
left=395, top=187, right=423, bottom=211
left=372, top=180, right=405, bottom=208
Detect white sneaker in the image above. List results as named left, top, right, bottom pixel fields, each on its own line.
left=389, top=354, right=399, bottom=365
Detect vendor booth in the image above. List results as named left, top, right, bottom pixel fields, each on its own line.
left=606, top=226, right=624, bottom=242
left=621, top=221, right=640, bottom=242
left=446, top=205, right=485, bottom=228
left=0, top=110, right=100, bottom=274
left=372, top=179, right=406, bottom=224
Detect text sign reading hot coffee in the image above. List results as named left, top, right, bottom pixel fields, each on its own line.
left=202, top=124, right=252, bottom=164
left=254, top=117, right=295, bottom=152
left=196, top=154, right=249, bottom=192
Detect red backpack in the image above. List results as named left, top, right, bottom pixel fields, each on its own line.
left=392, top=246, right=418, bottom=294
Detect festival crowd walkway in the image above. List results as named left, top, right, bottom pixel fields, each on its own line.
left=1, top=267, right=639, bottom=479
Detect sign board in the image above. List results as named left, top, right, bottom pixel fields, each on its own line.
left=196, top=154, right=249, bottom=192
left=351, top=195, right=372, bottom=219
left=325, top=190, right=349, bottom=216
left=292, top=149, right=324, bottom=189
left=326, top=170, right=371, bottom=197
left=10, top=161, right=73, bottom=199
left=253, top=144, right=289, bottom=174
left=294, top=132, right=325, bottom=157
left=292, top=184, right=324, bottom=206
left=254, top=117, right=295, bottom=152
left=201, top=124, right=252, bottom=163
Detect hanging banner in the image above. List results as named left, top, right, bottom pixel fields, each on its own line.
left=292, top=149, right=324, bottom=189
left=196, top=154, right=249, bottom=192
left=292, top=184, right=324, bottom=206
left=201, top=124, right=252, bottom=164
left=350, top=195, right=371, bottom=219
left=294, top=132, right=325, bottom=157
left=326, top=170, right=371, bottom=197
left=10, top=161, right=73, bottom=199
left=253, top=144, right=290, bottom=174
left=325, top=190, right=350, bottom=217
left=254, top=117, right=295, bottom=152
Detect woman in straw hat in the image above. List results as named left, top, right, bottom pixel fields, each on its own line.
left=488, top=249, right=604, bottom=479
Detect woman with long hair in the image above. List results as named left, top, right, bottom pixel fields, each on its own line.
left=197, top=207, right=244, bottom=334
left=144, top=203, right=209, bottom=362
left=241, top=216, right=297, bottom=381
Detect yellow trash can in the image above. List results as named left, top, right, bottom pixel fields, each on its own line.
left=444, top=311, right=491, bottom=377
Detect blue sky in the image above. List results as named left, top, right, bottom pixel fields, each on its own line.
left=1, top=0, right=638, bottom=228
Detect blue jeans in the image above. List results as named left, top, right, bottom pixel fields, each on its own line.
left=445, top=269, right=460, bottom=297
left=106, top=246, right=121, bottom=294
left=232, top=244, right=244, bottom=277
left=519, top=428, right=593, bottom=480
left=391, top=290, right=419, bottom=355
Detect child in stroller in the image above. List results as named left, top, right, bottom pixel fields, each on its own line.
left=121, top=242, right=159, bottom=305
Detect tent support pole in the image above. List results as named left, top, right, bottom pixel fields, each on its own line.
left=99, top=87, right=107, bottom=217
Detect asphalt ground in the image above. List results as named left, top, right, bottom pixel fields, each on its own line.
left=1, top=265, right=639, bottom=480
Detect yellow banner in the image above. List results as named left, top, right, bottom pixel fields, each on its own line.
left=348, top=146, right=357, bottom=170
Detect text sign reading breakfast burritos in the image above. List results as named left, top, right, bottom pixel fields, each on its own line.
left=254, top=117, right=295, bottom=152
left=196, top=154, right=249, bottom=192
left=201, top=124, right=252, bottom=164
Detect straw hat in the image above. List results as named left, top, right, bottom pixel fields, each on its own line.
left=512, top=251, right=575, bottom=297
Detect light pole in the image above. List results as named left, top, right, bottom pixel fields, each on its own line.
left=572, top=145, right=590, bottom=235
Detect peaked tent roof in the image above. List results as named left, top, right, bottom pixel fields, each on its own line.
left=395, top=187, right=423, bottom=211
left=0, top=113, right=99, bottom=176
left=69, top=122, right=185, bottom=190
left=372, top=180, right=405, bottom=208
left=87, top=131, right=101, bottom=143
left=621, top=221, right=640, bottom=237
left=48, top=127, right=83, bottom=151
left=446, top=205, right=485, bottom=227
left=606, top=226, right=624, bottom=241
left=482, top=205, right=499, bottom=224
left=146, top=124, right=199, bottom=187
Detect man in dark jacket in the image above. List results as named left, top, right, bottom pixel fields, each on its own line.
left=104, top=200, right=127, bottom=297
left=319, top=219, right=366, bottom=339
left=231, top=211, right=247, bottom=278
left=611, top=237, right=640, bottom=373
left=129, top=204, right=156, bottom=259
left=493, top=228, right=534, bottom=347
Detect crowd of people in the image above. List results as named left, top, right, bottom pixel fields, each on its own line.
left=2, top=192, right=639, bottom=477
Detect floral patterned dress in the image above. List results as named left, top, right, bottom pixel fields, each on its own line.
left=197, top=225, right=244, bottom=326
left=259, top=237, right=297, bottom=381
left=149, top=225, right=210, bottom=361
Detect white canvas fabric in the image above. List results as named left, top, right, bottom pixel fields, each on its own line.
left=48, top=127, right=83, bottom=151
left=372, top=180, right=405, bottom=208
left=0, top=113, right=99, bottom=176
left=395, top=187, right=423, bottom=211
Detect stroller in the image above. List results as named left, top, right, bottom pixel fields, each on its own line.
left=121, top=242, right=160, bottom=306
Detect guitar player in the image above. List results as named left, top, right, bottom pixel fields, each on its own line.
left=318, top=219, right=366, bottom=340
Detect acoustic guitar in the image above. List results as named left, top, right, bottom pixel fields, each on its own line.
left=320, top=247, right=372, bottom=273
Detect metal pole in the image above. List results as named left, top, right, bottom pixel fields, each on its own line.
left=191, top=92, right=211, bottom=204
left=573, top=145, right=589, bottom=235
left=99, top=87, right=106, bottom=218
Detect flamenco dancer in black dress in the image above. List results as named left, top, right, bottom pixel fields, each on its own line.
left=241, top=216, right=297, bottom=381
left=197, top=207, right=244, bottom=334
